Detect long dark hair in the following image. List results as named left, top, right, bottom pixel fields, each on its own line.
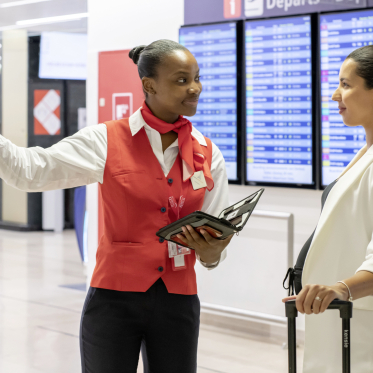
left=347, top=45, right=373, bottom=90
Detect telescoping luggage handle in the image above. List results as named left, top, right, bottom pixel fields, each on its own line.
left=285, top=300, right=353, bottom=373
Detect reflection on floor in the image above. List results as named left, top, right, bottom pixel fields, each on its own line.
left=0, top=230, right=303, bottom=372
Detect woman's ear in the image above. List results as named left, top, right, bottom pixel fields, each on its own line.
left=142, top=77, right=156, bottom=95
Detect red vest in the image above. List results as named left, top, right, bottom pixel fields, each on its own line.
left=90, top=118, right=213, bottom=295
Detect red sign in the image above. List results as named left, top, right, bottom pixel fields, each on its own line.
left=113, top=93, right=133, bottom=120
left=98, top=50, right=143, bottom=124
left=33, top=89, right=61, bottom=135
left=224, top=0, right=242, bottom=18
left=98, top=50, right=144, bottom=239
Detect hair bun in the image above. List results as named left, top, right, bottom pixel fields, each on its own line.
left=129, top=45, right=146, bottom=64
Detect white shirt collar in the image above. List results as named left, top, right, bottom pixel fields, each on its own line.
left=128, top=107, right=207, bottom=147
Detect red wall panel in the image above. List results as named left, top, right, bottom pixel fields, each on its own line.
left=98, top=50, right=144, bottom=123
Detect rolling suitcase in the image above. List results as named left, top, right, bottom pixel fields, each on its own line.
left=285, top=300, right=353, bottom=373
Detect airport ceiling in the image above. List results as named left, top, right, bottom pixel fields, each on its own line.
left=0, top=0, right=87, bottom=34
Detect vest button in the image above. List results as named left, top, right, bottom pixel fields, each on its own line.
left=168, top=178, right=173, bottom=184
left=161, top=207, right=166, bottom=213
left=159, top=238, right=164, bottom=243
left=158, top=266, right=164, bottom=272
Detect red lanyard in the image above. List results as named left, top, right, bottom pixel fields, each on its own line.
left=168, top=182, right=190, bottom=220
left=168, top=180, right=192, bottom=272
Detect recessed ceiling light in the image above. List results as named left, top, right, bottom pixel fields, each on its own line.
left=0, top=0, right=52, bottom=8
left=16, top=13, right=89, bottom=26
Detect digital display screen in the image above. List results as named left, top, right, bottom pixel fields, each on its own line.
left=179, top=23, right=238, bottom=181
left=320, top=10, right=373, bottom=186
left=245, top=16, right=313, bottom=185
left=39, top=32, right=88, bottom=80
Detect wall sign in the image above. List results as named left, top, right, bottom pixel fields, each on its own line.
left=112, top=93, right=133, bottom=120
left=33, top=89, right=61, bottom=135
left=185, top=0, right=367, bottom=25
left=225, top=0, right=242, bottom=18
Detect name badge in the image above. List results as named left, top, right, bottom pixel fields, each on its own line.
left=168, top=241, right=191, bottom=258
left=191, top=171, right=207, bottom=190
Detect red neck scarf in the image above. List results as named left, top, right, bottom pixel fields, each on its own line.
left=141, top=101, right=214, bottom=191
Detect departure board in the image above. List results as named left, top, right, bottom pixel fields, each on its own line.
left=179, top=23, right=238, bottom=181
left=245, top=16, right=313, bottom=185
left=320, top=10, right=373, bottom=186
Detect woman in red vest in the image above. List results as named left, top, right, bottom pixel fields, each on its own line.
left=81, top=40, right=233, bottom=373
left=0, top=39, right=232, bottom=372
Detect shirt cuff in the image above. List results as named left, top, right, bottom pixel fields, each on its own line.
left=197, top=254, right=220, bottom=269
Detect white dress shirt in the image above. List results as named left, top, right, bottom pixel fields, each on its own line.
left=0, top=109, right=229, bottom=267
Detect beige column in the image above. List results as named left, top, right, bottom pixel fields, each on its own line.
left=1, top=30, right=28, bottom=224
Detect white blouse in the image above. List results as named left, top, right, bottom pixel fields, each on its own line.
left=0, top=109, right=229, bottom=267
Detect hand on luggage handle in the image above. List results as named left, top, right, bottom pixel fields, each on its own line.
left=285, top=300, right=353, bottom=373
left=285, top=299, right=353, bottom=319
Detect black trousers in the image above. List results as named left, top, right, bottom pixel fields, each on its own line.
left=80, top=278, right=200, bottom=373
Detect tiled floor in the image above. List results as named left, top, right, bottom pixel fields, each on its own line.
left=0, top=230, right=303, bottom=372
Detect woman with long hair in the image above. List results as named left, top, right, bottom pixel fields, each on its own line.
left=283, top=45, right=373, bottom=372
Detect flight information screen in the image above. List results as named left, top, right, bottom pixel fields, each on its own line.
left=179, top=23, right=238, bottom=181
left=245, top=16, right=313, bottom=185
left=320, top=10, right=373, bottom=186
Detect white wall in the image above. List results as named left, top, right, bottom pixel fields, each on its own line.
left=2, top=30, right=28, bottom=224
left=86, top=0, right=323, bottom=330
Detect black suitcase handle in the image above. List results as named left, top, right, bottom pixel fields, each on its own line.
left=285, top=300, right=353, bottom=373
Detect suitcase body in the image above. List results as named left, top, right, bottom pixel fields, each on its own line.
left=285, top=300, right=353, bottom=373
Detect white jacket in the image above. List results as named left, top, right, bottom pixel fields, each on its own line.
left=302, top=145, right=373, bottom=373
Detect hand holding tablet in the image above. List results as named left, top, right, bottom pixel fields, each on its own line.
left=156, top=188, right=264, bottom=248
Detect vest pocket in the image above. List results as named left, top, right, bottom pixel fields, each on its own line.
left=111, top=241, right=143, bottom=247
left=111, top=170, right=145, bottom=178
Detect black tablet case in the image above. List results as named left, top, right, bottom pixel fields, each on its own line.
left=156, top=188, right=264, bottom=246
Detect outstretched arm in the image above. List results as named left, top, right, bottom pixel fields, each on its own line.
left=0, top=124, right=107, bottom=192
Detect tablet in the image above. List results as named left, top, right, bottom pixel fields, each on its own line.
left=156, top=188, right=264, bottom=247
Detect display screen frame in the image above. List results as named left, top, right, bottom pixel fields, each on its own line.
left=179, top=20, right=243, bottom=184
left=244, top=13, right=319, bottom=189
left=318, top=8, right=372, bottom=189
left=38, top=32, right=88, bottom=81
